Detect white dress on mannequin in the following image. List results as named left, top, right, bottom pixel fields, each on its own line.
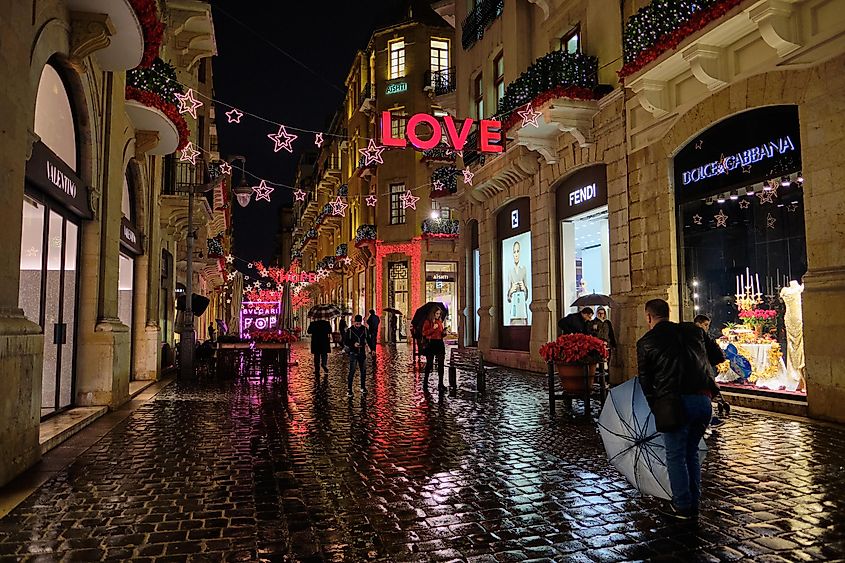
left=780, top=281, right=806, bottom=389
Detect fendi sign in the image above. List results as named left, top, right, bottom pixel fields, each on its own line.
left=26, top=141, right=92, bottom=219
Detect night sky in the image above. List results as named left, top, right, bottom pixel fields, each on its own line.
left=211, top=1, right=416, bottom=268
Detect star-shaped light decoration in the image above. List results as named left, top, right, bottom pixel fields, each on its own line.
left=766, top=213, right=777, bottom=229
left=401, top=189, right=420, bottom=210
left=342, top=256, right=352, bottom=265
left=175, top=89, right=203, bottom=119
left=314, top=132, right=324, bottom=147
left=316, top=268, right=328, bottom=280
left=219, top=161, right=232, bottom=175
left=432, top=179, right=445, bottom=192
left=267, top=125, right=298, bottom=153
left=179, top=141, right=200, bottom=165
left=714, top=210, right=729, bottom=227
left=26, top=246, right=38, bottom=257
left=517, top=103, right=542, bottom=128
left=738, top=199, right=751, bottom=209
left=692, top=214, right=703, bottom=225
left=330, top=196, right=348, bottom=217
left=462, top=168, right=474, bottom=186
left=252, top=180, right=274, bottom=202
left=359, top=139, right=386, bottom=166
left=695, top=139, right=703, bottom=150
left=742, top=164, right=752, bottom=174
left=294, top=189, right=306, bottom=202
left=225, top=108, right=243, bottom=123
left=225, top=254, right=234, bottom=264
left=365, top=195, right=378, bottom=207
left=227, top=272, right=235, bottom=281
left=758, top=190, right=777, bottom=204
left=446, top=148, right=463, bottom=158
left=787, top=203, right=799, bottom=212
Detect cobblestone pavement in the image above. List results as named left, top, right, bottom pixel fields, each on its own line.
left=2, top=342, right=845, bottom=562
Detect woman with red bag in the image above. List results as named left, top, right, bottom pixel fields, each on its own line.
left=422, top=308, right=447, bottom=392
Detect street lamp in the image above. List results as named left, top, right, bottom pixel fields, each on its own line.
left=229, top=156, right=252, bottom=207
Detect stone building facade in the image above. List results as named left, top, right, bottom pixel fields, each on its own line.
left=0, top=0, right=230, bottom=487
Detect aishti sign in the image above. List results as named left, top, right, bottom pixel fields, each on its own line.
left=240, top=301, right=281, bottom=337
left=380, top=111, right=503, bottom=153
left=682, top=136, right=796, bottom=186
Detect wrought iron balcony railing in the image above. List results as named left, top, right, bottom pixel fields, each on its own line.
left=355, top=224, right=377, bottom=246
left=422, top=218, right=460, bottom=238
left=461, top=0, right=504, bottom=50
left=335, top=243, right=348, bottom=257
left=424, top=67, right=457, bottom=96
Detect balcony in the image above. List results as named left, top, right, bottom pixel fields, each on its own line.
left=167, top=0, right=217, bottom=70
left=421, top=218, right=460, bottom=239
left=359, top=82, right=375, bottom=113
left=421, top=146, right=456, bottom=165
left=125, top=57, right=188, bottom=155
left=355, top=224, right=377, bottom=248
left=335, top=243, right=348, bottom=257
left=424, top=67, right=457, bottom=96
left=461, top=0, right=504, bottom=50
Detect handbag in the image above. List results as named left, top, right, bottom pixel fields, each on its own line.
left=652, top=394, right=684, bottom=433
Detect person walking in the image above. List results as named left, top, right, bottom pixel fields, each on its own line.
left=694, top=314, right=730, bottom=425
left=389, top=312, right=398, bottom=343
left=366, top=309, right=380, bottom=352
left=637, top=299, right=713, bottom=520
left=344, top=314, right=369, bottom=396
left=558, top=307, right=594, bottom=335
left=422, top=308, right=447, bottom=392
left=592, top=307, right=616, bottom=376
left=336, top=316, right=348, bottom=350
left=307, top=318, right=332, bottom=376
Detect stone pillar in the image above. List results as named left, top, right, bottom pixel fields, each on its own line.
left=528, top=185, right=555, bottom=371
left=477, top=211, right=496, bottom=354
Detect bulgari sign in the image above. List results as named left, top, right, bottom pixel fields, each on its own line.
left=26, top=141, right=93, bottom=219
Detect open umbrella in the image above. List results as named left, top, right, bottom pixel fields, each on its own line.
left=598, top=377, right=707, bottom=500
left=571, top=293, right=617, bottom=308
left=308, top=304, right=341, bottom=320
left=383, top=307, right=402, bottom=315
left=411, top=301, right=449, bottom=330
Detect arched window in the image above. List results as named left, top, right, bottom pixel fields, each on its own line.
left=34, top=65, right=77, bottom=170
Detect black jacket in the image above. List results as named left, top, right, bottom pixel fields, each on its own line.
left=307, top=319, right=333, bottom=354
left=558, top=312, right=589, bottom=335
left=344, top=324, right=369, bottom=357
left=637, top=320, right=712, bottom=404
left=366, top=315, right=380, bottom=337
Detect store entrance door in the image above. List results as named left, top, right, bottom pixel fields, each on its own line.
left=388, top=261, right=408, bottom=341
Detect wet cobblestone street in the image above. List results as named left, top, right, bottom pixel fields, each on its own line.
left=2, top=342, right=845, bottom=562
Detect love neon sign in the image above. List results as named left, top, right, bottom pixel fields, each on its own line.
left=380, top=111, right=503, bottom=153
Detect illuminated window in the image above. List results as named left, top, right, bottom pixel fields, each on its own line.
left=389, top=39, right=405, bottom=79
left=474, top=73, right=484, bottom=119
left=433, top=108, right=449, bottom=144
left=390, top=108, right=407, bottom=139
left=390, top=183, right=406, bottom=225
left=430, top=38, right=449, bottom=75
left=560, top=25, right=580, bottom=54
left=494, top=53, right=505, bottom=112
left=432, top=200, right=452, bottom=220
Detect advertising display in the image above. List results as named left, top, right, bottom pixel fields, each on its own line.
left=501, top=231, right=532, bottom=326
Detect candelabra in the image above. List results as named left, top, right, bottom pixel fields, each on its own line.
left=735, top=268, right=762, bottom=311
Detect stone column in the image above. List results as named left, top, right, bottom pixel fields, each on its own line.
left=477, top=211, right=496, bottom=354
left=528, top=184, right=555, bottom=371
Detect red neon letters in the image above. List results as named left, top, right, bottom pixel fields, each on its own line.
left=380, top=111, right=503, bottom=153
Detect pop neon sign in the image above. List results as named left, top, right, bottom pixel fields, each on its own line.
left=380, top=111, right=503, bottom=153
left=240, top=301, right=281, bottom=337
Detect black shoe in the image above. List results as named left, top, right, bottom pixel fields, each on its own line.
left=437, top=384, right=447, bottom=392
left=360, top=387, right=367, bottom=394
left=322, top=364, right=329, bottom=372
left=710, top=416, right=725, bottom=427
left=659, top=502, right=697, bottom=520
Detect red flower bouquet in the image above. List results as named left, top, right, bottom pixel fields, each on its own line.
left=129, top=0, right=165, bottom=68
left=739, top=309, right=777, bottom=328
left=539, top=333, right=608, bottom=365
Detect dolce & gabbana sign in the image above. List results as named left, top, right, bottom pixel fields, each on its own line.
left=26, top=141, right=93, bottom=219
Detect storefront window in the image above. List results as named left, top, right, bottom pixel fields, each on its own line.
left=675, top=106, right=806, bottom=396
left=118, top=254, right=134, bottom=338
left=425, top=262, right=457, bottom=333
left=498, top=198, right=531, bottom=351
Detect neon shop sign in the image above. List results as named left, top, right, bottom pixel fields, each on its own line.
left=380, top=111, right=503, bottom=153
left=240, top=301, right=281, bottom=337
left=682, top=136, right=796, bottom=186
left=385, top=82, right=408, bottom=95
left=569, top=183, right=597, bottom=206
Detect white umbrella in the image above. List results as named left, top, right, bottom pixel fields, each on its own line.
left=598, top=377, right=707, bottom=500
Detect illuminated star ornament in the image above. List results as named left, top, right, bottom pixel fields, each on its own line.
left=227, top=272, right=235, bottom=281
left=294, top=189, right=306, bottom=202
left=180, top=141, right=200, bottom=165
left=225, top=108, right=243, bottom=123
left=517, top=103, right=542, bottom=128
left=316, top=268, right=329, bottom=281
left=787, top=203, right=799, bottom=212
left=342, top=256, right=352, bottom=265
left=267, top=125, right=298, bottom=153
left=462, top=168, right=474, bottom=186
left=314, top=132, right=324, bottom=147
left=359, top=139, right=386, bottom=166
left=225, top=254, right=234, bottom=264
left=365, top=195, right=378, bottom=207
left=401, top=189, right=420, bottom=210
left=692, top=214, right=702, bottom=225
left=766, top=213, right=777, bottom=229
left=714, top=210, right=728, bottom=227
left=175, top=88, right=203, bottom=119
left=742, top=164, right=752, bottom=174
left=330, top=196, right=348, bottom=216
left=758, top=190, right=777, bottom=204
left=219, top=161, right=232, bottom=175
left=695, top=139, right=704, bottom=150
left=432, top=179, right=445, bottom=192
left=252, top=180, right=274, bottom=202
left=738, top=199, right=751, bottom=209
left=26, top=246, right=38, bottom=257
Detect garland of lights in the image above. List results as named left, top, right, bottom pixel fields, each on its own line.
left=128, top=0, right=165, bottom=68
left=375, top=239, right=423, bottom=322
left=421, top=218, right=460, bottom=238
left=431, top=166, right=458, bottom=196
left=619, top=0, right=744, bottom=78
left=355, top=224, right=377, bottom=247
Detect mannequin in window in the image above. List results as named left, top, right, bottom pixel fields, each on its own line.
left=780, top=280, right=806, bottom=392
left=506, top=240, right=528, bottom=325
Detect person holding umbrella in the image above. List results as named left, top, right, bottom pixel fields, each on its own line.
left=366, top=309, right=380, bottom=352
left=421, top=308, right=447, bottom=392
left=307, top=317, right=332, bottom=376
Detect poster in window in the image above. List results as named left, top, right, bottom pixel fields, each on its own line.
left=501, top=232, right=532, bottom=326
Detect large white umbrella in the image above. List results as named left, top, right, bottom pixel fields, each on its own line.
left=597, top=377, right=707, bottom=500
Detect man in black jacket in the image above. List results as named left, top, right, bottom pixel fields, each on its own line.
left=558, top=307, right=594, bottom=335
left=637, top=299, right=713, bottom=519
left=344, top=315, right=369, bottom=397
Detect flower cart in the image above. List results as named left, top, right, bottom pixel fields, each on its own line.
left=540, top=333, right=609, bottom=418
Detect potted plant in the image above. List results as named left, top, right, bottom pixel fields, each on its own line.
left=539, top=333, right=609, bottom=393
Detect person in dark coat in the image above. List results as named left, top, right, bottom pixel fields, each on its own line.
left=694, top=314, right=730, bottom=424
left=344, top=315, right=369, bottom=396
left=307, top=319, right=332, bottom=375
left=591, top=307, right=616, bottom=376
left=558, top=307, right=594, bottom=335
left=336, top=317, right=348, bottom=349
left=637, top=299, right=713, bottom=520
left=366, top=309, right=380, bottom=352
left=389, top=313, right=398, bottom=343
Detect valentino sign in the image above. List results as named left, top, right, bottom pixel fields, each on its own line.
left=380, top=111, right=503, bottom=152
left=46, top=160, right=77, bottom=197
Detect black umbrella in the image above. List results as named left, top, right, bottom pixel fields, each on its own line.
left=571, top=293, right=617, bottom=308
left=411, top=301, right=449, bottom=329
left=308, top=304, right=342, bottom=320
left=383, top=307, right=402, bottom=315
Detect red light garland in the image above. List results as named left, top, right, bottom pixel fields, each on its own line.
left=375, top=238, right=422, bottom=320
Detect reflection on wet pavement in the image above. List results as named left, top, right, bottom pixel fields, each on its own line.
left=1, top=342, right=844, bottom=561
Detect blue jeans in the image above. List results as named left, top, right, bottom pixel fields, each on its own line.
left=663, top=394, right=712, bottom=511
left=347, top=353, right=366, bottom=390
